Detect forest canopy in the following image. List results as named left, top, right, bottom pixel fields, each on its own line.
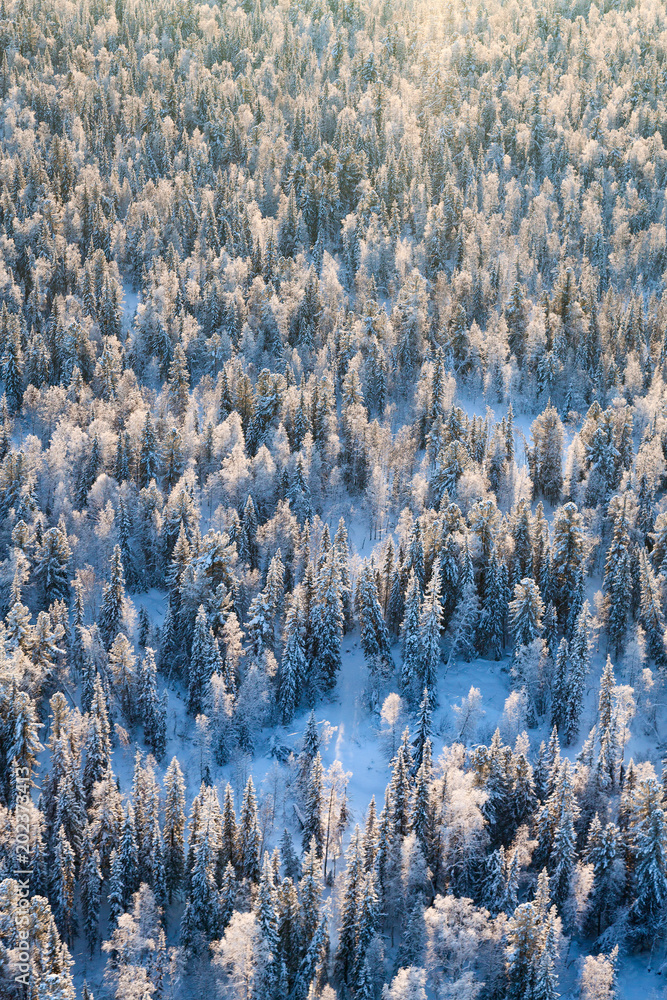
left=0, top=0, right=666, bottom=997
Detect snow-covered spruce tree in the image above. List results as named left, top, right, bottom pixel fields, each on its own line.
left=80, top=826, right=102, bottom=957
left=418, top=558, right=443, bottom=701
left=181, top=822, right=221, bottom=953
left=529, top=403, right=564, bottom=504
left=280, top=587, right=307, bottom=723
left=246, top=588, right=273, bottom=658
left=98, top=545, right=127, bottom=650
left=239, top=776, right=261, bottom=884
left=412, top=688, right=432, bottom=776
left=564, top=600, right=590, bottom=745
left=547, top=760, right=578, bottom=910
left=138, top=647, right=165, bottom=757
left=357, top=560, right=393, bottom=681
left=629, top=777, right=667, bottom=946
left=509, top=576, right=544, bottom=651
left=445, top=543, right=480, bottom=668
left=220, top=783, right=239, bottom=875
left=505, top=870, right=560, bottom=1000
left=1, top=308, right=24, bottom=413
left=400, top=569, right=421, bottom=694
left=585, top=815, right=622, bottom=936
left=335, top=825, right=363, bottom=986
left=188, top=605, right=220, bottom=715
left=550, top=637, right=569, bottom=734
left=108, top=633, right=137, bottom=723
left=53, top=825, right=76, bottom=946
left=603, top=502, right=633, bottom=658
left=138, top=411, right=160, bottom=487
left=302, top=751, right=324, bottom=855
left=163, top=757, right=186, bottom=903
left=33, top=525, right=71, bottom=605
left=313, top=549, right=344, bottom=692
left=479, top=541, right=508, bottom=660
left=334, top=517, right=354, bottom=632
left=638, top=547, right=667, bottom=667
left=550, top=502, right=585, bottom=629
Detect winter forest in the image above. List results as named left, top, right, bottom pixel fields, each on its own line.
left=3, top=0, right=667, bottom=997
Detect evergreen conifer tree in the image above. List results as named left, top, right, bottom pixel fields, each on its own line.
left=188, top=606, right=219, bottom=714
left=80, top=827, right=102, bottom=957
left=509, top=576, right=544, bottom=651
left=400, top=569, right=422, bottom=694
left=357, top=561, right=393, bottom=676
left=630, top=777, right=667, bottom=945
left=239, top=776, right=261, bottom=883
left=418, top=559, right=443, bottom=700
left=164, top=757, right=186, bottom=902
left=280, top=588, right=307, bottom=722
left=98, top=545, right=126, bottom=650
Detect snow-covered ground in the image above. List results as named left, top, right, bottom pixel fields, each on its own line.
left=122, top=283, right=140, bottom=333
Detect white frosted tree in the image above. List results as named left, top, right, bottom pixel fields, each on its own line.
left=212, top=911, right=270, bottom=1000
left=381, top=966, right=427, bottom=1000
